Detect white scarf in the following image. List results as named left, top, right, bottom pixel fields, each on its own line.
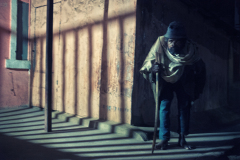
left=161, top=41, right=200, bottom=83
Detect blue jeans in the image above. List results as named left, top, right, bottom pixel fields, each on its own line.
left=159, top=81, right=190, bottom=141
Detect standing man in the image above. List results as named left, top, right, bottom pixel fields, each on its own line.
left=140, top=21, right=206, bottom=150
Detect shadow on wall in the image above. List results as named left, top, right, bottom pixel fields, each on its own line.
left=0, top=26, right=11, bottom=104
left=29, top=0, right=135, bottom=123
left=0, top=25, right=29, bottom=108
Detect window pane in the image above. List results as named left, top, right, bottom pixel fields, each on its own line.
left=17, top=1, right=28, bottom=60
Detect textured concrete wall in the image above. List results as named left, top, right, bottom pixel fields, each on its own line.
left=30, top=0, right=136, bottom=124
left=228, top=40, right=240, bottom=108
left=0, top=0, right=29, bottom=109
left=132, top=0, right=231, bottom=126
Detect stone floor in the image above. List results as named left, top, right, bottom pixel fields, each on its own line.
left=0, top=106, right=240, bottom=160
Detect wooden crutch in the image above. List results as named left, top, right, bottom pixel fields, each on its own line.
left=151, top=72, right=159, bottom=154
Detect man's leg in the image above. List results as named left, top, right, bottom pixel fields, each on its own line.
left=177, top=93, right=190, bottom=135
left=159, top=99, right=172, bottom=141
left=156, top=84, right=173, bottom=149
left=176, top=86, right=192, bottom=149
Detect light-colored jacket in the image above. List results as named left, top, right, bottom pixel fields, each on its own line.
left=140, top=36, right=206, bottom=101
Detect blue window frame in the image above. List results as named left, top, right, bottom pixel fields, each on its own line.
left=5, top=0, right=30, bottom=69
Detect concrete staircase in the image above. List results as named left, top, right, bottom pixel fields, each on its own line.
left=0, top=106, right=240, bottom=160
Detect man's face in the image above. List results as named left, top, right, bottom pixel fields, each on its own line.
left=167, top=38, right=186, bottom=54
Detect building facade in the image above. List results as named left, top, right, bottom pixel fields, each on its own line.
left=1, top=0, right=239, bottom=126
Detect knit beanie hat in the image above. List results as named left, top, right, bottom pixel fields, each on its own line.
left=164, top=21, right=187, bottom=39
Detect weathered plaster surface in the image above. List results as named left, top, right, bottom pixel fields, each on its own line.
left=0, top=0, right=29, bottom=109
left=31, top=0, right=137, bottom=124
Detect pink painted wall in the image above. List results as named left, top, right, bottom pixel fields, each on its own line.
left=0, top=0, right=29, bottom=109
